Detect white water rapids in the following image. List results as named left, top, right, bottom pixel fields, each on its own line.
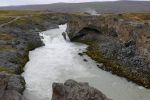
left=22, top=24, right=150, bottom=100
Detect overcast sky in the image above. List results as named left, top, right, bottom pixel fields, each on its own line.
left=0, top=0, right=149, bottom=6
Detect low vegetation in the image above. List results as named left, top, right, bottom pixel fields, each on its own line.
left=0, top=17, right=14, bottom=24
left=0, top=10, right=42, bottom=16
left=0, top=66, right=10, bottom=73
left=124, top=13, right=150, bottom=21
left=112, top=13, right=150, bottom=22
left=0, top=45, right=16, bottom=51
left=0, top=33, right=16, bottom=40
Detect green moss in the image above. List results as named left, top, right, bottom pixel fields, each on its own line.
left=0, top=67, right=11, bottom=73
left=0, top=45, right=16, bottom=51
left=9, top=17, right=31, bottom=27
left=21, top=55, right=29, bottom=67
left=130, top=13, right=150, bottom=20
left=17, top=53, right=29, bottom=74
left=0, top=33, right=16, bottom=40
left=0, top=17, right=14, bottom=24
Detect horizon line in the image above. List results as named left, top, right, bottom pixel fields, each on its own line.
left=0, top=0, right=149, bottom=7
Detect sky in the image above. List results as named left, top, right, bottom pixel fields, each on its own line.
left=0, top=0, right=149, bottom=6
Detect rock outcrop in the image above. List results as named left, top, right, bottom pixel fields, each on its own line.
left=66, top=13, right=150, bottom=88
left=0, top=72, right=25, bottom=100
left=52, top=79, right=111, bottom=100
left=0, top=12, right=68, bottom=99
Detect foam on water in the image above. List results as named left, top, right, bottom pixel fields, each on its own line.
left=22, top=24, right=150, bottom=100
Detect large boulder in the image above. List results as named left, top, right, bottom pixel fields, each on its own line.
left=0, top=72, right=25, bottom=100
left=52, top=79, right=111, bottom=100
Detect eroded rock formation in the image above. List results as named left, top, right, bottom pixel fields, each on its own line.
left=66, top=13, right=150, bottom=88
left=52, top=79, right=111, bottom=100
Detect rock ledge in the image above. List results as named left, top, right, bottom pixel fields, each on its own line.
left=52, top=79, right=111, bottom=100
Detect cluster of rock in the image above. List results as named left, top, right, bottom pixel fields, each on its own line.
left=66, top=14, right=150, bottom=88
left=52, top=79, right=111, bottom=100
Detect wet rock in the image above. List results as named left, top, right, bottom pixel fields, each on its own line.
left=62, top=32, right=67, bottom=40
left=83, top=59, right=88, bottom=62
left=97, top=63, right=104, bottom=69
left=78, top=53, right=84, bottom=56
left=52, top=79, right=111, bottom=100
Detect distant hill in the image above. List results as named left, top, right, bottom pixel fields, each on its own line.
left=0, top=1, right=150, bottom=13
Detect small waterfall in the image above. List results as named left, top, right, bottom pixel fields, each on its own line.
left=62, top=32, right=70, bottom=41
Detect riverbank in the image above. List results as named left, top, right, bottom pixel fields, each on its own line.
left=0, top=11, right=68, bottom=99
left=66, top=13, right=150, bottom=88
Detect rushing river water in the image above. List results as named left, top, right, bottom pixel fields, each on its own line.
left=22, top=24, right=150, bottom=100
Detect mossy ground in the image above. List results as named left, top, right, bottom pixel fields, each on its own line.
left=75, top=35, right=150, bottom=88
left=0, top=45, right=16, bottom=51
left=123, top=13, right=150, bottom=21
left=0, top=33, right=16, bottom=40
left=0, top=17, right=14, bottom=24
left=0, top=66, right=12, bottom=73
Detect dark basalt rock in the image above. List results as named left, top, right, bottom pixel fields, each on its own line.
left=62, top=32, right=67, bottom=40
left=83, top=59, right=88, bottom=62
left=78, top=53, right=84, bottom=56
left=97, top=63, right=104, bottom=69
left=52, top=79, right=111, bottom=100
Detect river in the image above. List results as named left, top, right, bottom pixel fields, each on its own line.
left=22, top=24, right=150, bottom=100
